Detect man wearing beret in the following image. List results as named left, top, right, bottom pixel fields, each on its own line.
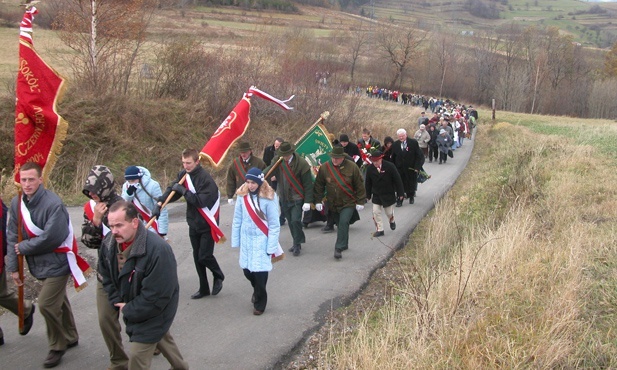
left=226, top=142, right=266, bottom=205
left=264, top=142, right=313, bottom=256
left=314, top=146, right=367, bottom=260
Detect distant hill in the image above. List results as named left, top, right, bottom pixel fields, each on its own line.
left=345, top=0, right=617, bottom=47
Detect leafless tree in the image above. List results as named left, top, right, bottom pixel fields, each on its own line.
left=51, top=0, right=157, bottom=95
left=495, top=23, right=526, bottom=111
left=469, top=31, right=501, bottom=103
left=341, top=22, right=371, bottom=84
left=376, top=28, right=427, bottom=90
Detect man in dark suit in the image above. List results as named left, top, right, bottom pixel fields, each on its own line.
left=390, top=128, right=425, bottom=206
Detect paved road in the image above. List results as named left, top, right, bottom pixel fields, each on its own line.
left=1, top=139, right=473, bottom=369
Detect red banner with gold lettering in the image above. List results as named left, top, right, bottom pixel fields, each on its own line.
left=200, top=86, right=294, bottom=168
left=14, top=7, right=68, bottom=183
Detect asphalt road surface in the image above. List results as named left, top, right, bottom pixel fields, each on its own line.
left=1, top=138, right=473, bottom=369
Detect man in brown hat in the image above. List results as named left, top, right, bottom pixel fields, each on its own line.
left=226, top=142, right=266, bottom=205
left=365, top=150, right=404, bottom=237
left=265, top=142, right=313, bottom=256
left=314, top=146, right=366, bottom=259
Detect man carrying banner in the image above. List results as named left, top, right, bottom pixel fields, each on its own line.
left=265, top=142, right=314, bottom=257
left=81, top=165, right=129, bottom=370
left=0, top=196, right=35, bottom=346
left=314, top=146, right=367, bottom=260
left=7, top=162, right=79, bottom=368
left=226, top=142, right=266, bottom=205
left=157, top=148, right=225, bottom=299
left=121, top=165, right=168, bottom=238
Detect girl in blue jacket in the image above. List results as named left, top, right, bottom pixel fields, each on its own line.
left=231, top=167, right=281, bottom=315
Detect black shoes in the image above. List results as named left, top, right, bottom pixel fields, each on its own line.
left=372, top=231, right=385, bottom=237
left=395, top=200, right=403, bottom=207
left=321, top=225, right=334, bottom=233
left=212, top=280, right=223, bottom=296
left=390, top=221, right=396, bottom=230
left=334, top=249, right=342, bottom=259
left=289, top=244, right=301, bottom=256
left=191, top=291, right=209, bottom=299
left=409, top=197, right=414, bottom=204
left=20, top=304, right=35, bottom=336
left=43, top=350, right=65, bottom=368
left=253, top=309, right=263, bottom=316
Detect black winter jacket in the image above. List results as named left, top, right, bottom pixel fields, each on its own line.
left=162, top=165, right=220, bottom=234
left=99, top=222, right=179, bottom=343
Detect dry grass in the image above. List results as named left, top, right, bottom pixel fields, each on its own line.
left=316, top=115, right=617, bottom=368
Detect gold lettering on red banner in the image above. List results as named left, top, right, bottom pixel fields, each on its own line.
left=19, top=58, right=40, bottom=93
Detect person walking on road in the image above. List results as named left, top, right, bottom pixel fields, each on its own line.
left=231, top=168, right=281, bottom=316
left=391, top=128, right=424, bottom=206
left=226, top=142, right=266, bottom=205
left=121, top=165, right=168, bottom=238
left=414, top=124, right=431, bottom=159
left=157, top=149, right=225, bottom=299
left=100, top=201, right=188, bottom=370
left=7, top=162, right=79, bottom=368
left=314, top=146, right=366, bottom=260
left=436, top=129, right=454, bottom=164
left=264, top=142, right=313, bottom=257
left=364, top=150, right=404, bottom=238
left=82, top=164, right=130, bottom=370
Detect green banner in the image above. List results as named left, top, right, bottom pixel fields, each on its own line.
left=295, top=123, right=333, bottom=167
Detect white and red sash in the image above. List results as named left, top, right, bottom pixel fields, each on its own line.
left=131, top=199, right=160, bottom=235
left=22, top=200, right=91, bottom=291
left=242, top=195, right=284, bottom=261
left=84, top=200, right=110, bottom=236
left=185, top=174, right=226, bottom=243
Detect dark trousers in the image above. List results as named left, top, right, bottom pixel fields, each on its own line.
left=333, top=206, right=355, bottom=251
left=281, top=200, right=305, bottom=246
left=189, top=230, right=224, bottom=295
left=439, top=151, right=448, bottom=163
left=428, top=146, right=438, bottom=161
left=243, top=269, right=268, bottom=312
left=272, top=181, right=286, bottom=225
left=397, top=167, right=418, bottom=198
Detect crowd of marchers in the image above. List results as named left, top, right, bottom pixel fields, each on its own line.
left=0, top=103, right=477, bottom=369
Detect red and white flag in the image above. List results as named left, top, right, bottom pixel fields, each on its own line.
left=200, top=86, right=294, bottom=167
left=14, top=7, right=68, bottom=183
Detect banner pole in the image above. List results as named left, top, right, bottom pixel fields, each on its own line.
left=16, top=189, right=24, bottom=333
left=144, top=173, right=187, bottom=230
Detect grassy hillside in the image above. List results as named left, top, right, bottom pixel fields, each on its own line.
left=292, top=111, right=617, bottom=368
